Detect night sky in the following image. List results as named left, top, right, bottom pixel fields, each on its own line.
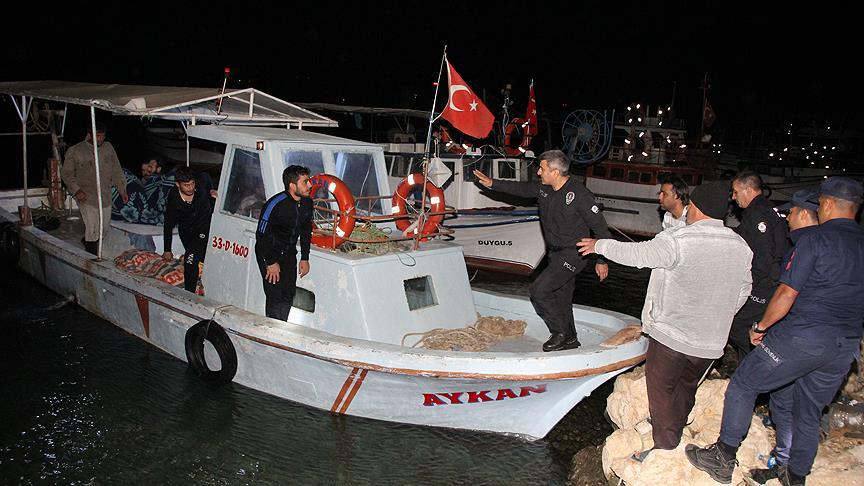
left=1, top=1, right=860, bottom=145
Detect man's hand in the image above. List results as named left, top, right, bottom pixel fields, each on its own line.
left=472, top=169, right=493, bottom=188
left=209, top=189, right=218, bottom=199
left=266, top=262, right=281, bottom=284
left=577, top=238, right=597, bottom=256
left=749, top=324, right=766, bottom=346
left=120, top=191, right=129, bottom=204
left=595, top=263, right=609, bottom=282
left=298, top=260, right=310, bottom=278
left=73, top=190, right=87, bottom=203
left=162, top=251, right=173, bottom=261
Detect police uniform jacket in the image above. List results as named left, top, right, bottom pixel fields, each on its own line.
left=734, top=194, right=790, bottom=292
left=491, top=177, right=613, bottom=248
left=254, top=192, right=313, bottom=266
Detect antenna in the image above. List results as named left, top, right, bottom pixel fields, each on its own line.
left=217, top=67, right=231, bottom=114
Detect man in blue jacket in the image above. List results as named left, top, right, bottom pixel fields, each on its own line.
left=254, top=165, right=314, bottom=321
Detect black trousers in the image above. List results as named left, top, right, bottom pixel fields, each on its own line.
left=180, top=233, right=208, bottom=293
left=529, top=249, right=585, bottom=336
left=645, top=337, right=714, bottom=449
left=256, top=255, right=297, bottom=321
left=729, top=285, right=773, bottom=360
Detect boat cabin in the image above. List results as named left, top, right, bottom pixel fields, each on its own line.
left=189, top=126, right=478, bottom=342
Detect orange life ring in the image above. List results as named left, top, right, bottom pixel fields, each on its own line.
left=309, top=173, right=356, bottom=248
left=391, top=173, right=446, bottom=239
left=504, top=117, right=532, bottom=156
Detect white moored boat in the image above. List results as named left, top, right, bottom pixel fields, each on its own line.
left=0, top=81, right=646, bottom=439
left=384, top=145, right=545, bottom=276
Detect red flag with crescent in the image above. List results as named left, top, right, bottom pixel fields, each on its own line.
left=524, top=81, right=538, bottom=136
left=439, top=60, right=494, bottom=139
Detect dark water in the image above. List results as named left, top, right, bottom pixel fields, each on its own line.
left=0, top=259, right=649, bottom=485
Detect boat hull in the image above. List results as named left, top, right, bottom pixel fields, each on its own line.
left=6, top=209, right=645, bottom=439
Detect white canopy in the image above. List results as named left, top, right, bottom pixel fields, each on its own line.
left=0, top=80, right=337, bottom=127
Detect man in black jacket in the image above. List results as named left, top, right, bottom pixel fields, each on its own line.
left=473, top=150, right=612, bottom=351
left=254, top=165, right=314, bottom=321
left=162, top=168, right=216, bottom=293
left=728, top=172, right=790, bottom=361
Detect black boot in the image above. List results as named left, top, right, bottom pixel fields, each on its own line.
left=685, top=442, right=738, bottom=484
left=542, top=333, right=581, bottom=352
left=84, top=240, right=98, bottom=255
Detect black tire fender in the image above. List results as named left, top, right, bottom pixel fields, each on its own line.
left=184, top=319, right=238, bottom=386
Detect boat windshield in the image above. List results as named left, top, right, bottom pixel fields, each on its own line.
left=334, top=151, right=382, bottom=215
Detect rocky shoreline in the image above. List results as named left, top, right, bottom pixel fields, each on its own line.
left=567, top=351, right=864, bottom=486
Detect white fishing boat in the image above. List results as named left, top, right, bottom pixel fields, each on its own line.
left=0, top=81, right=646, bottom=439
left=383, top=144, right=545, bottom=276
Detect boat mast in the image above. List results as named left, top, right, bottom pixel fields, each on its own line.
left=698, top=73, right=710, bottom=149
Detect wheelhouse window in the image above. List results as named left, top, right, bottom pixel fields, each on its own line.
left=592, top=165, right=607, bottom=178
left=627, top=171, right=640, bottom=182
left=497, top=159, right=517, bottom=180
left=610, top=167, right=625, bottom=180
left=334, top=152, right=382, bottom=214
left=283, top=150, right=325, bottom=176
left=640, top=172, right=652, bottom=184
left=223, top=148, right=265, bottom=219
left=386, top=155, right=418, bottom=178
left=292, top=287, right=315, bottom=313
left=404, top=276, right=438, bottom=311
left=464, top=159, right=492, bottom=181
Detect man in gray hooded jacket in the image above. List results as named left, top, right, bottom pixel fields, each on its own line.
left=577, top=181, right=752, bottom=461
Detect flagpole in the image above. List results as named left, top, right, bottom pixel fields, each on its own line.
left=424, top=46, right=447, bottom=156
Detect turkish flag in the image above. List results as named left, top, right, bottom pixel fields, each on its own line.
left=524, top=81, right=538, bottom=136
left=439, top=60, right=494, bottom=139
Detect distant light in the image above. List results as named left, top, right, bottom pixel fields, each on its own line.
left=832, top=146, right=836, bottom=150
left=658, top=109, right=664, bottom=115
left=769, top=152, right=774, bottom=157
left=628, top=118, right=634, bottom=123
left=637, top=117, right=643, bottom=123
left=825, top=165, right=830, bottom=169
left=679, top=144, right=687, bottom=149
left=810, top=161, right=814, bottom=165
left=667, top=106, right=671, bottom=111
left=636, top=103, right=641, bottom=109
left=518, top=146, right=527, bottom=153
left=823, top=146, right=827, bottom=150
left=627, top=106, right=632, bottom=112
left=641, top=151, right=648, bottom=157
left=256, top=141, right=265, bottom=150
left=639, top=131, right=645, bottom=138
left=224, top=67, right=231, bottom=74
left=658, top=121, right=663, bottom=126
left=783, top=147, right=788, bottom=152
left=624, top=139, right=631, bottom=145
left=627, top=155, right=634, bottom=161
left=827, top=126, right=831, bottom=130
left=824, top=176, right=828, bottom=179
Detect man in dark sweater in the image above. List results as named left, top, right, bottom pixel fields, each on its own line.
left=254, top=165, right=314, bottom=321
left=162, top=168, right=216, bottom=293
left=473, top=149, right=612, bottom=351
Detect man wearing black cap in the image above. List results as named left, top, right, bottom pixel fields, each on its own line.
left=687, top=177, right=864, bottom=486
left=729, top=172, right=790, bottom=363
left=578, top=181, right=753, bottom=462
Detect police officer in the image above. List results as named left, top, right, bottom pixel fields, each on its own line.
left=687, top=176, right=864, bottom=486
left=473, top=150, right=612, bottom=352
left=728, top=171, right=790, bottom=361
left=254, top=165, right=314, bottom=321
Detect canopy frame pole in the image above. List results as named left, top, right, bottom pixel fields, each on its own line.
left=90, top=106, right=104, bottom=260
left=181, top=120, right=190, bottom=167
left=9, top=95, right=33, bottom=217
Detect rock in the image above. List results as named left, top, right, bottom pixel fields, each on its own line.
left=602, top=428, right=645, bottom=478
left=606, top=366, right=649, bottom=430
left=568, top=445, right=607, bottom=486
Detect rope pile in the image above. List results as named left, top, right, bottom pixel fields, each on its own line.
left=340, top=223, right=402, bottom=255
left=402, top=315, right=527, bottom=352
